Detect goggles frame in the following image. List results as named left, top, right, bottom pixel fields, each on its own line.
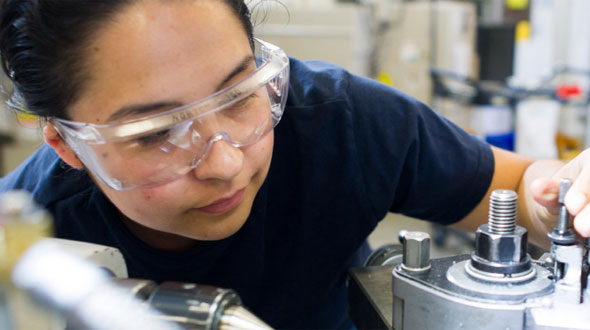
left=52, top=39, right=290, bottom=190
left=54, top=39, right=289, bottom=144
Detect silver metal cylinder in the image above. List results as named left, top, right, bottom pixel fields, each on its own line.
left=146, top=282, right=273, bottom=330
left=557, top=178, right=572, bottom=234
left=547, top=178, right=577, bottom=245
left=401, top=231, right=431, bottom=273
left=219, top=306, right=273, bottom=330
left=488, top=190, right=517, bottom=234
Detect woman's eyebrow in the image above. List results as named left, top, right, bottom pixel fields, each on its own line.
left=107, top=55, right=255, bottom=122
left=215, top=55, right=255, bottom=91
left=107, top=101, right=183, bottom=122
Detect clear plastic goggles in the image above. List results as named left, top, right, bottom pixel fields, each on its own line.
left=53, top=39, right=289, bottom=190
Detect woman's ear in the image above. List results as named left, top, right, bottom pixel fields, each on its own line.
left=43, top=123, right=84, bottom=169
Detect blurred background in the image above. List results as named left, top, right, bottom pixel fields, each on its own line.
left=1, top=0, right=588, bottom=254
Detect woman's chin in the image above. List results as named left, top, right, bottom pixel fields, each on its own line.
left=184, top=211, right=249, bottom=241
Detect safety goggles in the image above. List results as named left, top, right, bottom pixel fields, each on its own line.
left=53, top=39, right=289, bottom=190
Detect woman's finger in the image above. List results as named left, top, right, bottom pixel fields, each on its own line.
left=564, top=164, right=590, bottom=216
left=573, top=203, right=590, bottom=237
left=530, top=177, right=560, bottom=215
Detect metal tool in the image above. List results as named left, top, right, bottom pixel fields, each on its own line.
left=0, top=190, right=273, bottom=330
left=144, top=281, right=271, bottom=330
left=12, top=240, right=180, bottom=330
left=13, top=243, right=272, bottom=330
left=107, top=278, right=272, bottom=330
left=349, top=187, right=590, bottom=330
left=547, top=178, right=577, bottom=245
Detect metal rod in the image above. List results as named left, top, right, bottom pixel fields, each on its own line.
left=558, top=178, right=572, bottom=234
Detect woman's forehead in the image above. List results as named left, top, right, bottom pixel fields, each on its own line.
left=71, top=0, right=252, bottom=123
left=90, top=0, right=245, bottom=61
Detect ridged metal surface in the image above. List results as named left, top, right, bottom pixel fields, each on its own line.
left=488, top=190, right=517, bottom=234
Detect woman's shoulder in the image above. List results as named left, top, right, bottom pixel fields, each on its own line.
left=0, top=144, right=92, bottom=206
left=286, top=57, right=425, bottom=113
left=286, top=57, right=353, bottom=107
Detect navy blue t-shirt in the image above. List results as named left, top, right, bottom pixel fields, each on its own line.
left=0, top=58, right=494, bottom=329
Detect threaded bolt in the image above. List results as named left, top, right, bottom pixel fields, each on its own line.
left=488, top=190, right=517, bottom=234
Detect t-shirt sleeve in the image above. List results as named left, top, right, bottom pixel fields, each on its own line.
left=347, top=74, right=494, bottom=225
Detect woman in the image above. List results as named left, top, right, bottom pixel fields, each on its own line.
left=0, top=0, right=588, bottom=328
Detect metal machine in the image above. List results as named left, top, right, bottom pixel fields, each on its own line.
left=349, top=180, right=590, bottom=329
left=0, top=190, right=272, bottom=330
left=12, top=242, right=272, bottom=330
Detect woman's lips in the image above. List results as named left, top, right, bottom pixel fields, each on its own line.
left=196, top=188, right=245, bottom=214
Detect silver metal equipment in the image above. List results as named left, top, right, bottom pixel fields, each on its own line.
left=116, top=279, right=272, bottom=330
left=0, top=190, right=272, bottom=330
left=349, top=184, right=590, bottom=330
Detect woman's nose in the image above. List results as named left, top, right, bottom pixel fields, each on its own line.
left=192, top=138, right=243, bottom=181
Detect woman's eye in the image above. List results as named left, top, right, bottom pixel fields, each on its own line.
left=135, top=129, right=170, bottom=147
left=231, top=93, right=258, bottom=110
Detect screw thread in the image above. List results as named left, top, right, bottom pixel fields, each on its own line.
left=488, top=190, right=517, bottom=234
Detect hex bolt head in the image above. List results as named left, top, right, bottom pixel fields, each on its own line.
left=402, top=231, right=431, bottom=273
left=475, top=225, right=528, bottom=262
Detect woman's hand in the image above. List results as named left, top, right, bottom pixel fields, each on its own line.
left=530, top=149, right=590, bottom=237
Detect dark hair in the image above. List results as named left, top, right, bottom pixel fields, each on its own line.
left=0, top=0, right=254, bottom=120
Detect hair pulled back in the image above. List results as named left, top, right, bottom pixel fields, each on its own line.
left=0, top=0, right=254, bottom=120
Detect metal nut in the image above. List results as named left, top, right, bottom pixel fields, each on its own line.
left=475, top=224, right=528, bottom=263
left=402, top=231, right=431, bottom=273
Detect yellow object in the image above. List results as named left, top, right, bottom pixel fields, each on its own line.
left=0, top=191, right=57, bottom=330
left=515, top=21, right=531, bottom=42
left=0, top=192, right=53, bottom=280
left=377, top=71, right=394, bottom=86
left=15, top=112, right=39, bottom=129
left=16, top=112, right=36, bottom=121
left=556, top=133, right=583, bottom=161
left=0, top=220, right=52, bottom=278
left=506, top=0, right=529, bottom=10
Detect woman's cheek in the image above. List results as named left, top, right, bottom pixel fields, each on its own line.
left=137, top=179, right=189, bottom=205
left=116, top=188, right=177, bottom=220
